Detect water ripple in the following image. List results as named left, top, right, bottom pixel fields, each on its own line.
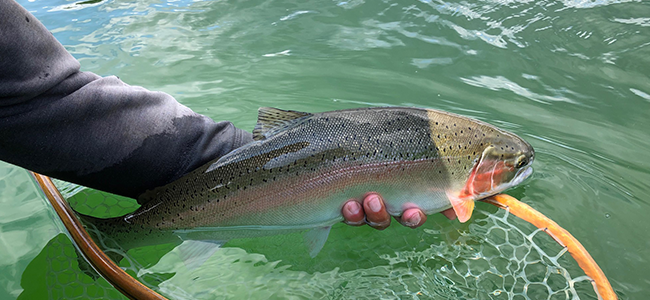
left=460, top=75, right=581, bottom=105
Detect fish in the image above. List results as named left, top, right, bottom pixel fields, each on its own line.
left=80, top=107, right=534, bottom=261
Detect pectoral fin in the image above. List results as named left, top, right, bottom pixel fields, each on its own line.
left=304, top=226, right=332, bottom=258
left=447, top=192, right=475, bottom=223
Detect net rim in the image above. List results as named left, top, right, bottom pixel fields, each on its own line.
left=30, top=172, right=168, bottom=300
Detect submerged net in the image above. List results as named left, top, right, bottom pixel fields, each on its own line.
left=29, top=176, right=615, bottom=300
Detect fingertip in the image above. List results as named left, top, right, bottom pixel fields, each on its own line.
left=442, top=208, right=457, bottom=220
left=363, top=193, right=390, bottom=230
left=364, top=193, right=383, bottom=213
left=401, top=209, right=426, bottom=228
left=342, top=201, right=364, bottom=225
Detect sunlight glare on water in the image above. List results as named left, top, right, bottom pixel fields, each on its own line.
left=2, top=0, right=649, bottom=299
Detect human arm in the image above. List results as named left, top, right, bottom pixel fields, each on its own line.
left=0, top=0, right=441, bottom=228
left=0, top=0, right=251, bottom=199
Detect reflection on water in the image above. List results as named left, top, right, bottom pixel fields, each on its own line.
left=3, top=0, right=650, bottom=298
left=0, top=163, right=61, bottom=299
left=20, top=203, right=602, bottom=299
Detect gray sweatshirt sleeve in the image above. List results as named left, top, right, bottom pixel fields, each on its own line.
left=0, top=0, right=253, bottom=199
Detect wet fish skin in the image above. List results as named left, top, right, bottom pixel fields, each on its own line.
left=84, top=107, right=534, bottom=252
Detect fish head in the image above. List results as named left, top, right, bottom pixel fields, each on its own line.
left=445, top=130, right=534, bottom=222
left=460, top=134, right=534, bottom=199
left=426, top=109, right=534, bottom=222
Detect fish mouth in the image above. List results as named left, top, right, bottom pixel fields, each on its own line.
left=511, top=165, right=533, bottom=187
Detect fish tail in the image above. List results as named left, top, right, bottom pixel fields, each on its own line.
left=75, top=212, right=123, bottom=238
left=73, top=212, right=137, bottom=263
left=75, top=211, right=178, bottom=251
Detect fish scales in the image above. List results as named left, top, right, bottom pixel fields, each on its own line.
left=84, top=107, right=534, bottom=251
left=140, top=108, right=447, bottom=227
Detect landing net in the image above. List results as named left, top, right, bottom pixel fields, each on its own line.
left=31, top=173, right=616, bottom=300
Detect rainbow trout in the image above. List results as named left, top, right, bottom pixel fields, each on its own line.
left=83, top=107, right=534, bottom=258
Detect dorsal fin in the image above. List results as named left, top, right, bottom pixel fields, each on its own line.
left=252, top=107, right=312, bottom=140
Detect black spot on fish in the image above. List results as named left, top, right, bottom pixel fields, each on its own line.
left=25, top=16, right=30, bottom=22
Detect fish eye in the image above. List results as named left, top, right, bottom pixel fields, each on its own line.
left=515, top=155, right=528, bottom=169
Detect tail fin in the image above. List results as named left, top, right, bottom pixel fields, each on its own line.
left=76, top=211, right=117, bottom=230
left=75, top=212, right=125, bottom=246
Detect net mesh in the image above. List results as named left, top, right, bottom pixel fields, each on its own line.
left=378, top=209, right=599, bottom=300
left=18, top=232, right=128, bottom=300
left=28, top=180, right=605, bottom=300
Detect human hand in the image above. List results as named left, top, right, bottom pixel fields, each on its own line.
left=342, top=193, right=457, bottom=230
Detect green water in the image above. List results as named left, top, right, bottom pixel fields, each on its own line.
left=2, top=0, right=649, bottom=298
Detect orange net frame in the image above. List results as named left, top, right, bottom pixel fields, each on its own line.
left=31, top=172, right=616, bottom=300
left=484, top=194, right=616, bottom=300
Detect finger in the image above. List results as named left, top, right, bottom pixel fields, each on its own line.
left=363, top=193, right=391, bottom=230
left=341, top=200, right=365, bottom=226
left=441, top=208, right=457, bottom=220
left=396, top=208, right=427, bottom=228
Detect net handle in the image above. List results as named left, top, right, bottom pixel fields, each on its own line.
left=30, top=172, right=168, bottom=300
left=484, top=194, right=616, bottom=300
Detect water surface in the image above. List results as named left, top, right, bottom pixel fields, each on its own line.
left=2, top=0, right=649, bottom=298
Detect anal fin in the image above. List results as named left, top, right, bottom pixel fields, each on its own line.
left=176, top=240, right=225, bottom=270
